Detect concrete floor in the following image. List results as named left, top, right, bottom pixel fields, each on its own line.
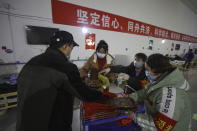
left=184, top=67, right=197, bottom=131
left=0, top=67, right=197, bottom=131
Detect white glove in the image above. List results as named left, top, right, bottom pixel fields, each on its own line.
left=99, top=68, right=111, bottom=75
left=118, top=73, right=130, bottom=81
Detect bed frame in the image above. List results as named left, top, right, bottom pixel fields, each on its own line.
left=0, top=92, right=17, bottom=110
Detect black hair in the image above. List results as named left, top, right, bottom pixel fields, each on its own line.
left=135, top=53, right=147, bottom=62
left=146, top=53, right=173, bottom=74
left=189, top=49, right=193, bottom=52
left=96, top=40, right=108, bottom=53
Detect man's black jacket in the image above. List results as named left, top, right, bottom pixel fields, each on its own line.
left=16, top=47, right=102, bottom=131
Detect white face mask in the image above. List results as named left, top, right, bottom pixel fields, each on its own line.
left=145, top=71, right=158, bottom=82
left=134, top=60, right=143, bottom=68
left=97, top=52, right=106, bottom=59
left=66, top=56, right=70, bottom=60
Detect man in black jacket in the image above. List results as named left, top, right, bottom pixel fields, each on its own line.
left=100, top=53, right=147, bottom=92
left=16, top=31, right=104, bottom=131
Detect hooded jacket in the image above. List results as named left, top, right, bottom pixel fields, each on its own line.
left=129, top=68, right=191, bottom=131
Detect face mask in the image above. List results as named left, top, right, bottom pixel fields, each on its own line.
left=66, top=56, right=70, bottom=60
left=97, top=52, right=106, bottom=59
left=145, top=71, right=158, bottom=82
left=134, top=60, right=143, bottom=68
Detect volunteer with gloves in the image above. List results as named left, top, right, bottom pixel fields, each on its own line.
left=80, top=40, right=114, bottom=82
left=100, top=53, right=147, bottom=92
left=129, top=53, right=191, bottom=131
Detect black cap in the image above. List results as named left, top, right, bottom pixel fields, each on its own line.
left=50, top=31, right=79, bottom=47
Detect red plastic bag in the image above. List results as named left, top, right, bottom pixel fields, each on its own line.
left=84, top=102, right=116, bottom=117
left=83, top=92, right=117, bottom=117
left=140, top=80, right=148, bottom=89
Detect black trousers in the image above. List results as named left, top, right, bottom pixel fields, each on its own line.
left=183, top=60, right=191, bottom=69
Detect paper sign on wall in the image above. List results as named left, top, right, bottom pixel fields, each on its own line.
left=148, top=40, right=153, bottom=50
left=85, top=33, right=95, bottom=50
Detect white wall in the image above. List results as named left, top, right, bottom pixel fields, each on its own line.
left=0, top=0, right=197, bottom=72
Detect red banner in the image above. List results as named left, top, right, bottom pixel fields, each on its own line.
left=85, top=33, right=95, bottom=50
left=51, top=0, right=197, bottom=43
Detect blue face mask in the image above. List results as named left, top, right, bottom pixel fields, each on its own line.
left=134, top=60, right=143, bottom=68
left=145, top=71, right=157, bottom=82
left=97, top=52, right=106, bottom=59
left=66, top=56, right=70, bottom=60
